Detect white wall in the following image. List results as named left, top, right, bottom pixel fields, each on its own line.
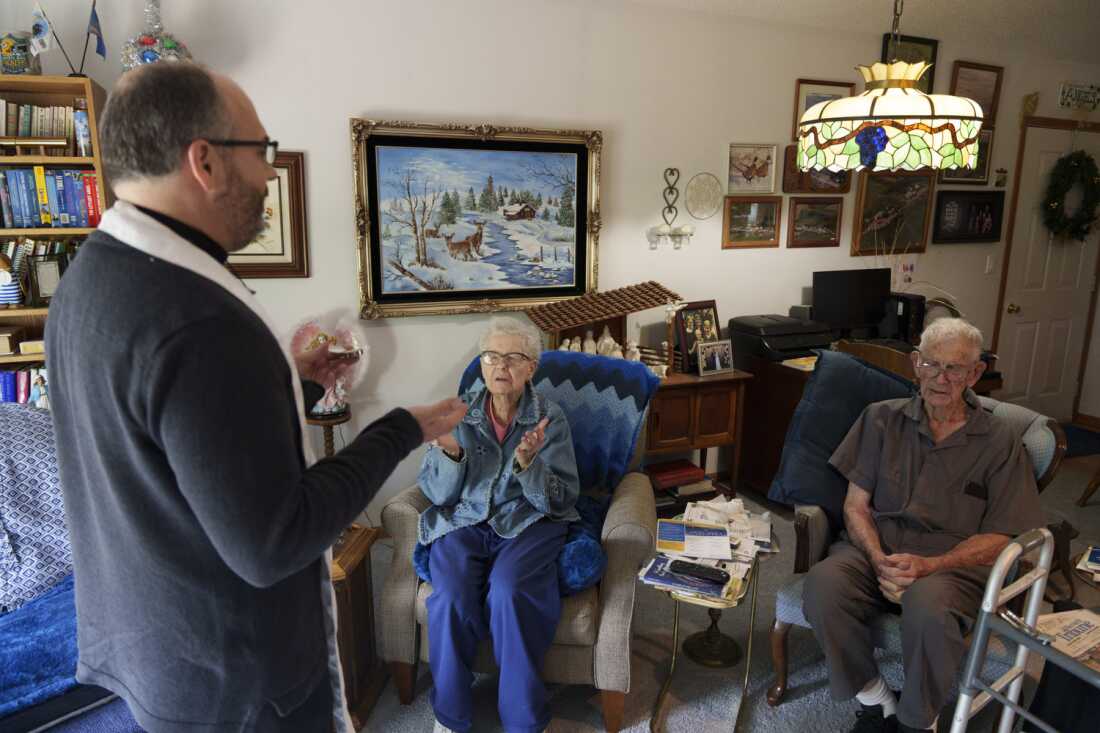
left=5, top=0, right=1100, bottom=513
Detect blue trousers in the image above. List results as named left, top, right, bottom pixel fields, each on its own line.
left=427, top=519, right=567, bottom=733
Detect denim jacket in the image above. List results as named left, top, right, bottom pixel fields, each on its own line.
left=417, top=383, right=580, bottom=545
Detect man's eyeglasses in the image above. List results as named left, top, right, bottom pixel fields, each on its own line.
left=480, top=351, right=532, bottom=368
left=205, top=137, right=279, bottom=165
left=914, top=356, right=975, bottom=382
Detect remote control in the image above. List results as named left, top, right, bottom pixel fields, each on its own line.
left=669, top=560, right=730, bottom=584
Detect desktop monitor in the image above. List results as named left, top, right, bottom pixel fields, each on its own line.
left=812, top=268, right=891, bottom=336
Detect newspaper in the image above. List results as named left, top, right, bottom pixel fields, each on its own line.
left=656, top=519, right=732, bottom=560
left=1035, top=609, right=1100, bottom=673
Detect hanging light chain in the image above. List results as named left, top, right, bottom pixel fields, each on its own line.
left=888, top=0, right=905, bottom=63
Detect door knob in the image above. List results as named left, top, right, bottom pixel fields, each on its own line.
left=1007, top=303, right=1021, bottom=314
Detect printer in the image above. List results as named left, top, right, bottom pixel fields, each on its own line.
left=728, top=314, right=835, bottom=370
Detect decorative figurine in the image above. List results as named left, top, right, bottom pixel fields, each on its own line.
left=121, top=0, right=192, bottom=72
left=582, top=329, right=597, bottom=354
left=0, top=32, right=41, bottom=75
left=569, top=338, right=581, bottom=352
left=624, top=340, right=641, bottom=362
left=558, top=338, right=571, bottom=351
left=596, top=325, right=615, bottom=355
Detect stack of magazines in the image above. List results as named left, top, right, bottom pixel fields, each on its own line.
left=637, top=554, right=741, bottom=601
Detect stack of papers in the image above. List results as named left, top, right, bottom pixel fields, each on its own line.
left=1035, top=608, right=1100, bottom=673
left=657, top=519, right=732, bottom=560
left=682, top=496, right=775, bottom=558
left=1075, top=547, right=1100, bottom=583
left=637, top=554, right=749, bottom=601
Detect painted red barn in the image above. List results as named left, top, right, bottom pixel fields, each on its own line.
left=502, top=202, right=538, bottom=220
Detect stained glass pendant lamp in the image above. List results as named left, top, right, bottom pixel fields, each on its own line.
left=797, top=0, right=983, bottom=172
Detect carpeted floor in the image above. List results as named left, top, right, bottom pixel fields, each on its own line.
left=1063, top=423, right=1100, bottom=458
left=363, top=454, right=1100, bottom=733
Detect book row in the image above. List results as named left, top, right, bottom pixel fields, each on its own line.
left=0, top=98, right=92, bottom=157
left=0, top=367, right=49, bottom=409
left=0, top=167, right=101, bottom=229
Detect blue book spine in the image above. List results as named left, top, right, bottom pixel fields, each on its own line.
left=21, top=169, right=41, bottom=227
left=0, top=171, right=13, bottom=228
left=52, top=172, right=69, bottom=227
left=10, top=170, right=28, bottom=228
left=0, top=371, right=16, bottom=402
left=45, top=172, right=61, bottom=228
left=64, top=170, right=86, bottom=227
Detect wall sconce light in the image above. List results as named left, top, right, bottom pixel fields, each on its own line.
left=647, top=168, right=695, bottom=249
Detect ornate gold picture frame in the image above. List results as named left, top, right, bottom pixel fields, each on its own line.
left=351, top=119, right=602, bottom=319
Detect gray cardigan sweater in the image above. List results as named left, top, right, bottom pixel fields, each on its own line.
left=45, top=230, right=421, bottom=731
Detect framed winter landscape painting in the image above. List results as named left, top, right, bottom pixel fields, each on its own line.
left=351, top=119, right=602, bottom=318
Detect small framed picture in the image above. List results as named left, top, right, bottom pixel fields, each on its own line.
left=676, top=300, right=720, bottom=373
left=932, top=190, right=1005, bottom=244
left=951, top=61, right=1004, bottom=128
left=939, top=129, right=993, bottom=185
left=881, top=34, right=939, bottom=93
left=728, top=143, right=776, bottom=193
left=791, top=79, right=855, bottom=141
left=28, top=253, right=66, bottom=306
left=788, top=197, right=843, bottom=248
left=722, top=196, right=782, bottom=249
left=697, top=339, right=735, bottom=377
left=782, top=144, right=851, bottom=194
left=228, top=150, right=310, bottom=279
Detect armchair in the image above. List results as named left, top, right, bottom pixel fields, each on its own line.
left=763, top=351, right=1068, bottom=707
left=380, top=352, right=660, bottom=732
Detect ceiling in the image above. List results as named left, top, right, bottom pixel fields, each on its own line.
left=631, top=0, right=1100, bottom=67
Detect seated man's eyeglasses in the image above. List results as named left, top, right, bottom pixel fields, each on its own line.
left=479, top=351, right=531, bottom=368
left=914, top=356, right=975, bottom=382
left=204, top=137, right=279, bottom=165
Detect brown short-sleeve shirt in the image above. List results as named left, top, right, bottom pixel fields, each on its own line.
left=829, top=390, right=1043, bottom=556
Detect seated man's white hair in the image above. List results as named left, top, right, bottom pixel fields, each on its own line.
left=479, top=316, right=543, bottom=360
left=918, top=317, right=983, bottom=361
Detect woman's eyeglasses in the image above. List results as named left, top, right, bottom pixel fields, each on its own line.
left=479, top=351, right=532, bottom=368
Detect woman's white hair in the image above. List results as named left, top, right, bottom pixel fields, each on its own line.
left=479, top=316, right=543, bottom=360
left=918, top=317, right=983, bottom=360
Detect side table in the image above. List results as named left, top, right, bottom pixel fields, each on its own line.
left=308, top=411, right=351, bottom=458
left=332, top=524, right=385, bottom=728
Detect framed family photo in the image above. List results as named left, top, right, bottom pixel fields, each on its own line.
left=723, top=196, right=782, bottom=249
left=697, top=339, right=735, bottom=377
left=932, top=190, right=1005, bottom=244
left=791, top=79, right=855, bottom=141
left=852, top=171, right=935, bottom=256
left=676, top=299, right=720, bottom=373
left=728, top=143, right=775, bottom=193
left=788, top=197, right=843, bottom=248
left=951, top=61, right=1004, bottom=128
left=351, top=119, right=601, bottom=318
left=940, top=129, right=993, bottom=185
left=28, top=253, right=66, bottom=306
left=881, top=34, right=939, bottom=93
left=228, top=150, right=310, bottom=279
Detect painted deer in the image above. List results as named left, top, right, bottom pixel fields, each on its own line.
left=423, top=225, right=441, bottom=239
left=443, top=232, right=477, bottom=261
left=469, top=222, right=485, bottom=256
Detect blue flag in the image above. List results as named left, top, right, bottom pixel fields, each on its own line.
left=88, top=1, right=106, bottom=58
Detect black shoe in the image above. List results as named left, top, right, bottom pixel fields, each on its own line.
left=850, top=705, right=899, bottom=733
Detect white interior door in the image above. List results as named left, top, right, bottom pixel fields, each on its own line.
left=995, top=126, right=1100, bottom=420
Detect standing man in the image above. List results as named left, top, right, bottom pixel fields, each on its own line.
left=46, top=63, right=466, bottom=733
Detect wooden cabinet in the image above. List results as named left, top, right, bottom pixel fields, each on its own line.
left=645, top=370, right=752, bottom=492
left=331, top=524, right=385, bottom=728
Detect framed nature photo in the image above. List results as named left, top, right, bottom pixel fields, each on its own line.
left=352, top=119, right=600, bottom=318
left=28, top=253, right=66, bottom=306
left=782, top=144, right=851, bottom=194
left=722, top=195, right=782, bottom=249
left=932, top=190, right=1005, bottom=244
left=728, top=143, right=775, bottom=193
left=852, top=171, right=935, bottom=256
left=788, top=197, right=843, bottom=248
left=791, top=78, right=855, bottom=141
left=697, top=339, right=735, bottom=377
left=676, top=299, right=720, bottom=373
left=940, top=129, right=993, bottom=185
left=951, top=61, right=1003, bottom=128
left=228, top=150, right=309, bottom=279
left=881, top=34, right=938, bottom=93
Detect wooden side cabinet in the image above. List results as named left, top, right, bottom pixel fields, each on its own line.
left=645, top=370, right=752, bottom=493
left=331, top=524, right=384, bottom=728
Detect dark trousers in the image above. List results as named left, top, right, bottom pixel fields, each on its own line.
left=802, top=541, right=987, bottom=730
left=427, top=519, right=567, bottom=733
left=247, top=672, right=334, bottom=732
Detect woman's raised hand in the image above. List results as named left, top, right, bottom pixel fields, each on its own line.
left=514, top=417, right=550, bottom=470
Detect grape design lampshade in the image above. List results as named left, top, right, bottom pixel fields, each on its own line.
left=797, top=61, right=983, bottom=172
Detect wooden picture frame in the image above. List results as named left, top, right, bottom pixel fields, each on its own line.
left=932, top=190, right=1005, bottom=244
left=28, top=253, right=66, bottom=306
left=791, top=78, right=855, bottom=141
left=351, top=118, right=601, bottom=318
left=228, top=150, right=310, bottom=279
left=782, top=144, right=851, bottom=194
left=787, top=197, right=843, bottom=248
left=951, top=61, right=1004, bottom=128
left=697, top=339, right=735, bottom=377
left=722, top=195, right=782, bottom=249
left=676, top=299, right=720, bottom=374
left=852, top=171, right=935, bottom=256
left=939, top=129, right=993, bottom=185
left=727, top=143, right=776, bottom=193
left=881, top=34, right=939, bottom=93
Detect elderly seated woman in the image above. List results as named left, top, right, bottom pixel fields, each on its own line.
left=801, top=318, right=1043, bottom=733
left=421, top=316, right=579, bottom=733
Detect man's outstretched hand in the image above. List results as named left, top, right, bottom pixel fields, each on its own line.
left=407, top=398, right=468, bottom=444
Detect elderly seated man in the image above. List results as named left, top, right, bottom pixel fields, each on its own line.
left=802, top=318, right=1043, bottom=733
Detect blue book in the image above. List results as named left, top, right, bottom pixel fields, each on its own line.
left=9, top=170, right=28, bottom=228
left=64, top=170, right=87, bottom=227
left=20, top=169, right=41, bottom=227
left=52, top=172, right=69, bottom=226
left=0, top=371, right=16, bottom=402
left=44, top=173, right=61, bottom=227
left=639, top=554, right=731, bottom=598
left=0, top=171, right=13, bottom=228
left=73, top=110, right=92, bottom=157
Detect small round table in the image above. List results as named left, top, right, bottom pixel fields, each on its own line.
left=306, top=410, right=351, bottom=458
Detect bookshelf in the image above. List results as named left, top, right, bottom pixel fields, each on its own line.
left=0, top=75, right=108, bottom=381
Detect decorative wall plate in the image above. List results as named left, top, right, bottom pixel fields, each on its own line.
left=685, top=172, right=723, bottom=220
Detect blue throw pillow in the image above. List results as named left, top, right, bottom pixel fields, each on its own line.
left=767, top=350, right=916, bottom=532
left=413, top=494, right=610, bottom=596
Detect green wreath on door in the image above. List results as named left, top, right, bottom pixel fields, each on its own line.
left=1042, top=150, right=1100, bottom=241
